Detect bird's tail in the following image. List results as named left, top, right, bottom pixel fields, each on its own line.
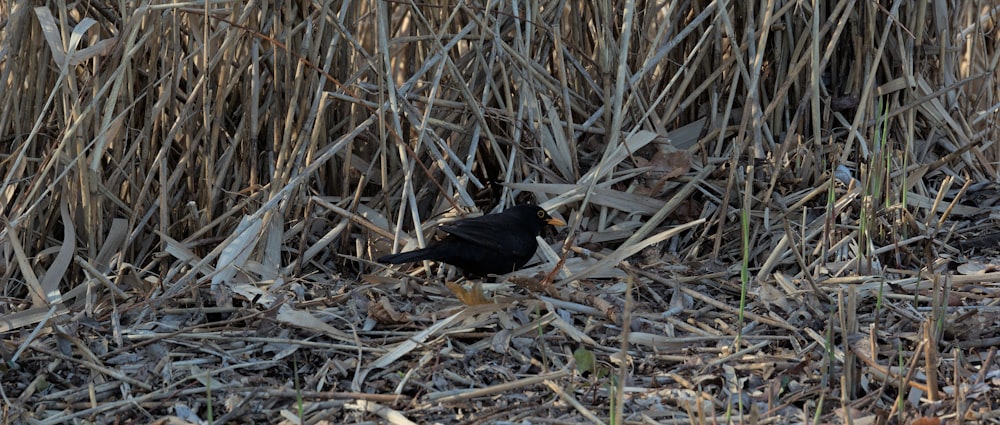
left=377, top=249, right=435, bottom=264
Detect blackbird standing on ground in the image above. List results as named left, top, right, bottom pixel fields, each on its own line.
left=378, top=204, right=565, bottom=277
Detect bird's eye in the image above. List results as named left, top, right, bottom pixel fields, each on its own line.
left=537, top=210, right=545, bottom=219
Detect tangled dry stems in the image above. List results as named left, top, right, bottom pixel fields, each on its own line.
left=2, top=1, right=999, bottom=424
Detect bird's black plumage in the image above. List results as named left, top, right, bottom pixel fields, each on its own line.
left=378, top=204, right=565, bottom=277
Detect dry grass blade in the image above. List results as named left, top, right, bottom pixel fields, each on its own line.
left=560, top=218, right=704, bottom=284
left=345, top=401, right=417, bottom=425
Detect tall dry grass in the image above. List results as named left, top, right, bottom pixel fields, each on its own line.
left=2, top=0, right=999, bottom=422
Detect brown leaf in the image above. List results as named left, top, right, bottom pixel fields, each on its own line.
left=445, top=281, right=491, bottom=305
left=369, top=296, right=409, bottom=323
left=911, top=417, right=940, bottom=425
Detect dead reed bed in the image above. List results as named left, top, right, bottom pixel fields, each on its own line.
left=2, top=0, right=999, bottom=423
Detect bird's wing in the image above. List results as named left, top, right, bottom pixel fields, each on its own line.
left=439, top=220, right=534, bottom=256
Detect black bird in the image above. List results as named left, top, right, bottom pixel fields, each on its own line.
left=378, top=204, right=565, bottom=277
